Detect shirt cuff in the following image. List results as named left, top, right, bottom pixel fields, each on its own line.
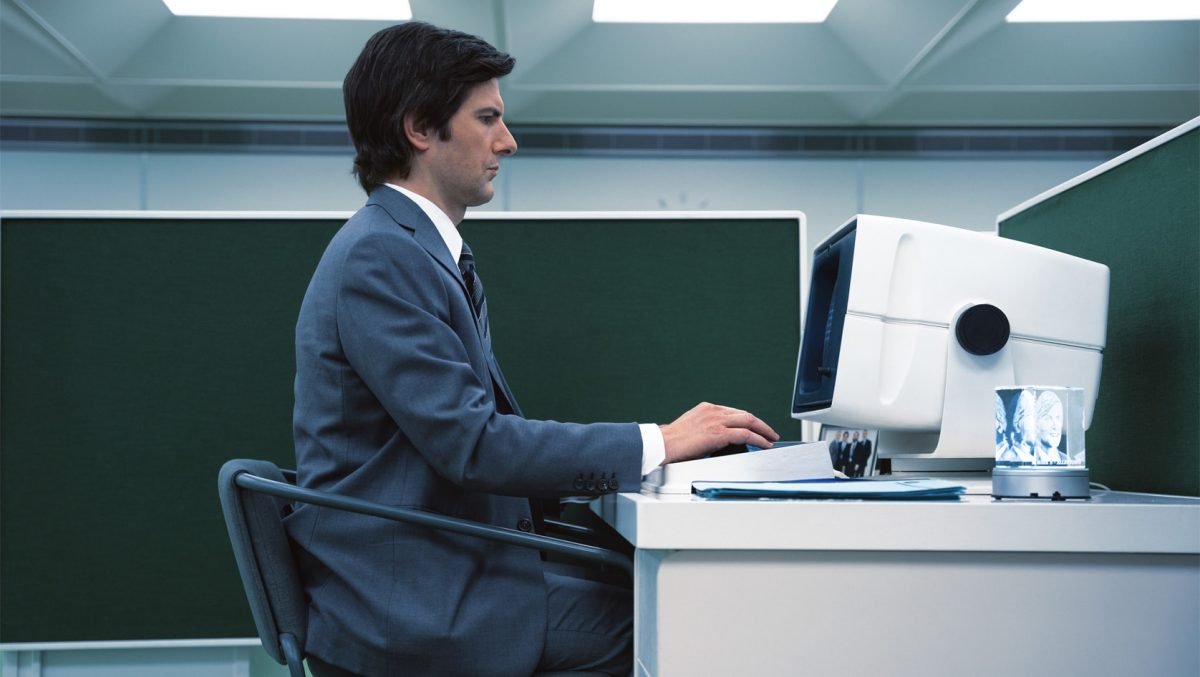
left=639, top=423, right=666, bottom=477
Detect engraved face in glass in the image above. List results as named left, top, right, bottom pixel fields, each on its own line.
left=1013, top=389, right=1037, bottom=447
left=1036, top=390, right=1064, bottom=452
left=994, top=392, right=1007, bottom=444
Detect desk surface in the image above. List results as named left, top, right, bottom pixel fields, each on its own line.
left=595, top=490, right=1200, bottom=554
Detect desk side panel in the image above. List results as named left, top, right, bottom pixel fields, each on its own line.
left=642, top=550, right=1199, bottom=677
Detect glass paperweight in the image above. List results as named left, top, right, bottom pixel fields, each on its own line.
left=994, top=386, right=1085, bottom=467
left=993, top=386, right=1091, bottom=499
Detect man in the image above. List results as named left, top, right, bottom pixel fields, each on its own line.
left=828, top=430, right=843, bottom=470
left=285, top=22, right=778, bottom=676
left=850, top=431, right=873, bottom=477
left=837, top=430, right=853, bottom=474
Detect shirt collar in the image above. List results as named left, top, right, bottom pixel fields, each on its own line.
left=384, top=183, right=463, bottom=263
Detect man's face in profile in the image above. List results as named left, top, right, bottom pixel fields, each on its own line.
left=422, top=78, right=517, bottom=214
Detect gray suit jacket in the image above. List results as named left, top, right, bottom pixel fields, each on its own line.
left=286, top=187, right=642, bottom=675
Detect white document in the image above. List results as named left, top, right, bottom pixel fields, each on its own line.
left=641, top=441, right=834, bottom=495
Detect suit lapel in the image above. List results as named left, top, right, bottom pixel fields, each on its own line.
left=368, top=187, right=466, bottom=298
left=367, top=187, right=522, bottom=417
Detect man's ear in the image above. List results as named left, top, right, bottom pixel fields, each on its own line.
left=403, top=114, right=433, bottom=151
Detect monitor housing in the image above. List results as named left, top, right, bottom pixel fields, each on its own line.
left=792, top=215, right=1109, bottom=476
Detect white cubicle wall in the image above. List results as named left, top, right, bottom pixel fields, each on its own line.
left=0, top=149, right=1097, bottom=251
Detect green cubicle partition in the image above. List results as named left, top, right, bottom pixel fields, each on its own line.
left=0, top=211, right=805, bottom=644
left=998, top=121, right=1199, bottom=497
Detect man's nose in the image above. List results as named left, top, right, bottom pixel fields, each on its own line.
left=496, top=121, right=517, bottom=156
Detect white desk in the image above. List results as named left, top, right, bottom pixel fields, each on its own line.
left=595, top=491, right=1200, bottom=677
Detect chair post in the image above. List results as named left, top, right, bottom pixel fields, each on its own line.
left=279, top=632, right=306, bottom=677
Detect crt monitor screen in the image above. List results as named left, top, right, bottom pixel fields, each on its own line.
left=793, top=222, right=856, bottom=416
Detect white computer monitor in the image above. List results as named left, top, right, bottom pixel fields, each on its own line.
left=791, top=215, right=1109, bottom=474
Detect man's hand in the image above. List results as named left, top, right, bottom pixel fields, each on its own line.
left=659, top=402, right=780, bottom=465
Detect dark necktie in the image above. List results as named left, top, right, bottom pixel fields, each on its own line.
left=460, top=239, right=517, bottom=413
left=458, top=242, right=490, bottom=347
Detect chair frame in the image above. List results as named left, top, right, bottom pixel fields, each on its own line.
left=219, top=458, right=632, bottom=677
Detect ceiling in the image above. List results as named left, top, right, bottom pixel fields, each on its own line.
left=1, top=0, right=1197, bottom=127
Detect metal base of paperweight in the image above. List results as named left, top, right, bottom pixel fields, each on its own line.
left=992, top=466, right=1091, bottom=500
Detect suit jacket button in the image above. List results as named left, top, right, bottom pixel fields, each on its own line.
left=585, top=479, right=595, bottom=491
left=598, top=479, right=610, bottom=491
left=574, top=478, right=585, bottom=490
left=517, top=518, right=533, bottom=532
left=610, top=478, right=619, bottom=491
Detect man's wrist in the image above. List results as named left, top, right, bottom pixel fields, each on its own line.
left=639, top=423, right=666, bottom=476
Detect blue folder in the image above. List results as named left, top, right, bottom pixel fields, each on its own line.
left=691, top=477, right=966, bottom=500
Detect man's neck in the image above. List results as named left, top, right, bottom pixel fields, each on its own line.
left=383, top=183, right=464, bottom=264
left=390, top=177, right=463, bottom=224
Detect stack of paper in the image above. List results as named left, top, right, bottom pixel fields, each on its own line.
left=642, top=441, right=834, bottom=495
left=692, top=478, right=966, bottom=500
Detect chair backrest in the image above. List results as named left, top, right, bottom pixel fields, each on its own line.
left=217, top=458, right=308, bottom=667
left=218, top=458, right=611, bottom=677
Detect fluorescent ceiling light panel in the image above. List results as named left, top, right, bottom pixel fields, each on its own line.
left=592, top=0, right=839, bottom=23
left=1006, top=0, right=1200, bottom=22
left=162, top=0, right=412, bottom=21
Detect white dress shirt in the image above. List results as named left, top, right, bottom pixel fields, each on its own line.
left=385, top=184, right=666, bottom=476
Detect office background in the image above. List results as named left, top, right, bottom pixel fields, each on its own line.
left=1, top=1, right=1198, bottom=676
left=2, top=0, right=1197, bottom=251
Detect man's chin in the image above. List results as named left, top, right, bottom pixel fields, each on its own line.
left=468, top=187, right=495, bottom=207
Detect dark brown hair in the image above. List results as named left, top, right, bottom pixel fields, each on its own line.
left=343, top=22, right=515, bottom=193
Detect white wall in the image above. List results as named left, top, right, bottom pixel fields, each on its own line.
left=503, top=156, right=862, bottom=246
left=1, top=151, right=147, bottom=210
left=142, top=153, right=364, bottom=211
left=1, top=149, right=1098, bottom=248
left=859, top=159, right=1099, bottom=235
left=0, top=150, right=365, bottom=212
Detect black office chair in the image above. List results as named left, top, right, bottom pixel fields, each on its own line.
left=218, top=458, right=631, bottom=677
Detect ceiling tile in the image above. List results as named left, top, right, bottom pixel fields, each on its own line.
left=875, top=90, right=1199, bottom=126
left=111, top=17, right=382, bottom=83
left=504, top=89, right=861, bottom=126
left=502, top=0, right=593, bottom=79
left=1, top=0, right=1195, bottom=127
left=516, top=23, right=883, bottom=87
left=825, top=0, right=983, bottom=85
left=1, top=18, right=89, bottom=77
left=0, top=80, right=129, bottom=116
left=18, top=0, right=171, bottom=76
left=144, top=85, right=346, bottom=120
left=910, top=22, right=1200, bottom=86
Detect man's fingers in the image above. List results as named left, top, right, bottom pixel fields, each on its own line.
left=720, top=410, right=780, bottom=442
left=754, top=418, right=779, bottom=442
left=739, top=430, right=775, bottom=450
left=664, top=402, right=782, bottom=462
